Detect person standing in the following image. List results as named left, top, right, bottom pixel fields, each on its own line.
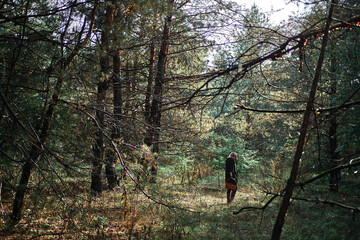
left=225, top=152, right=238, bottom=203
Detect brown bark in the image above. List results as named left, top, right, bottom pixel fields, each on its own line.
left=271, top=1, right=336, bottom=239
left=112, top=49, right=122, bottom=137
left=130, top=60, right=138, bottom=120
left=144, top=42, right=155, bottom=127
left=145, top=0, right=174, bottom=152
left=91, top=2, right=115, bottom=194
left=92, top=80, right=108, bottom=194
left=123, top=62, right=131, bottom=116
left=107, top=49, right=121, bottom=190
left=152, top=15, right=172, bottom=153
left=11, top=0, right=98, bottom=223
left=105, top=150, right=117, bottom=190
left=144, top=42, right=155, bottom=148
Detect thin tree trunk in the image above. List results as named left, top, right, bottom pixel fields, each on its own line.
left=152, top=15, right=171, bottom=153
left=271, top=1, right=336, bottom=239
left=144, top=42, right=156, bottom=146
left=329, top=112, right=340, bottom=192
left=10, top=1, right=98, bottom=223
left=131, top=58, right=138, bottom=120
left=105, top=151, right=117, bottom=190
left=112, top=49, right=122, bottom=138
left=123, top=60, right=131, bottom=117
left=106, top=49, right=121, bottom=190
left=329, top=46, right=340, bottom=192
left=92, top=80, right=107, bottom=194
left=0, top=0, right=29, bottom=124
left=147, top=1, right=174, bottom=152
left=91, top=2, right=114, bottom=194
left=145, top=42, right=155, bottom=122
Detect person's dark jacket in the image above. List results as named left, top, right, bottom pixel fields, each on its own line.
left=225, top=157, right=237, bottom=181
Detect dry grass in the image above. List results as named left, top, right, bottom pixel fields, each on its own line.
left=0, top=176, right=263, bottom=239
left=1, top=174, right=359, bottom=239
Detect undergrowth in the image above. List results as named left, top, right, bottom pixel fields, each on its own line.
left=1, top=169, right=359, bottom=239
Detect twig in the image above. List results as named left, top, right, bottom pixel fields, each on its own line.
left=30, top=232, right=66, bottom=240
left=233, top=193, right=281, bottom=215
left=264, top=191, right=360, bottom=213
left=297, top=157, right=360, bottom=188
left=234, top=156, right=360, bottom=215
left=80, top=107, right=204, bottom=214
left=230, top=99, right=360, bottom=115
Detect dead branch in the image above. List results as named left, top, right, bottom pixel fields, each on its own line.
left=78, top=105, right=203, bottom=214
left=264, top=191, right=360, bottom=213
left=163, top=15, right=360, bottom=109
left=231, top=99, right=360, bottom=115
left=233, top=193, right=281, bottom=215
left=297, top=157, right=360, bottom=188
left=233, top=156, right=360, bottom=215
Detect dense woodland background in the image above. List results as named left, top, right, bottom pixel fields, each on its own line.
left=0, top=0, right=360, bottom=239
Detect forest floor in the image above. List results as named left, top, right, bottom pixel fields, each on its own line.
left=1, top=173, right=360, bottom=239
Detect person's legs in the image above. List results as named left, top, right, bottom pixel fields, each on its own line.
left=227, top=189, right=231, bottom=203
left=230, top=188, right=237, bottom=202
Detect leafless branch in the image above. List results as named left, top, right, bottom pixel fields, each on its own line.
left=234, top=156, right=360, bottom=215
left=229, top=99, right=360, bottom=115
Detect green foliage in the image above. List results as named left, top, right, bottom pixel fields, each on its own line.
left=192, top=118, right=259, bottom=185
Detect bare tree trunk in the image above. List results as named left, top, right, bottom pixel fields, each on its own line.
left=10, top=1, right=98, bottom=223
left=105, top=150, right=117, bottom=190
left=329, top=47, right=340, bottom=192
left=329, top=112, right=339, bottom=192
left=144, top=42, right=155, bottom=146
left=145, top=42, right=155, bottom=123
left=123, top=61, right=131, bottom=117
left=92, top=80, right=107, bottom=194
left=91, top=2, right=114, bottom=194
left=12, top=137, right=45, bottom=222
left=152, top=14, right=172, bottom=153
left=112, top=49, right=122, bottom=138
left=106, top=49, right=121, bottom=190
left=130, top=58, right=138, bottom=120
left=146, top=0, right=174, bottom=152
left=271, top=1, right=336, bottom=239
left=0, top=0, right=30, bottom=125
